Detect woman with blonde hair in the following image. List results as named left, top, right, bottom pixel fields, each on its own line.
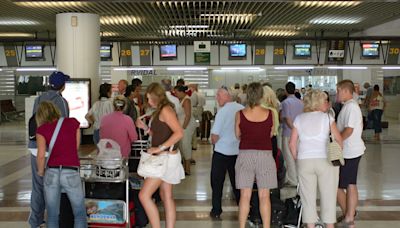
left=235, top=82, right=277, bottom=228
left=289, top=89, right=343, bottom=228
left=369, top=85, right=386, bottom=140
left=35, top=101, right=87, bottom=228
left=135, top=82, right=184, bottom=228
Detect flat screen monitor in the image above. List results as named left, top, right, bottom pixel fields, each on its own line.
left=294, top=44, right=311, bottom=57
left=362, top=43, right=380, bottom=57
left=62, top=79, right=91, bottom=128
left=100, top=45, right=112, bottom=60
left=25, top=45, right=44, bottom=59
left=229, top=44, right=247, bottom=58
left=160, top=44, right=177, bottom=59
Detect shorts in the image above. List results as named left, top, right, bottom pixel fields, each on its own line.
left=235, top=150, right=277, bottom=189
left=161, top=151, right=185, bottom=185
left=339, top=156, right=362, bottom=189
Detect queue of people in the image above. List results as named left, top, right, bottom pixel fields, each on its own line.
left=29, top=71, right=370, bottom=228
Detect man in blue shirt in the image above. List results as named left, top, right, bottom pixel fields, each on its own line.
left=209, top=88, right=244, bottom=219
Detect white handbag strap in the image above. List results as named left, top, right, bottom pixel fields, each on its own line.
left=46, top=118, right=64, bottom=167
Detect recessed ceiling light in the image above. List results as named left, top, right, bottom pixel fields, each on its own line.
left=100, top=16, right=141, bottom=25
left=255, top=30, right=298, bottom=37
left=0, top=19, right=39, bottom=26
left=295, top=1, right=361, bottom=7
left=310, top=16, right=363, bottom=24
left=0, top=32, right=35, bottom=37
left=14, top=1, right=87, bottom=7
left=101, top=32, right=119, bottom=37
left=169, top=25, right=209, bottom=29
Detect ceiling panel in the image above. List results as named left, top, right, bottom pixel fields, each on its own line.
left=0, top=1, right=400, bottom=42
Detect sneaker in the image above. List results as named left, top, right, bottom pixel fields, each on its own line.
left=209, top=211, right=221, bottom=220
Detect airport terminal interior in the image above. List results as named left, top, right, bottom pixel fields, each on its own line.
left=1, top=0, right=400, bottom=227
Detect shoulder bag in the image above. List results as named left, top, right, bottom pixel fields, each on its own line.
left=137, top=145, right=173, bottom=179
left=327, top=114, right=344, bottom=166
left=45, top=118, right=64, bottom=167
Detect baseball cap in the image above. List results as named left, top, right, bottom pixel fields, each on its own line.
left=49, top=71, right=70, bottom=89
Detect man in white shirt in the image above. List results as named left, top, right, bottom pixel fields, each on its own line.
left=336, top=80, right=366, bottom=227
left=209, top=88, right=244, bottom=219
left=161, top=79, right=182, bottom=117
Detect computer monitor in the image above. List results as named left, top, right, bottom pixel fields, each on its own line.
left=294, top=44, right=312, bottom=58
left=25, top=45, right=44, bottom=60
left=100, top=45, right=112, bottom=61
left=229, top=44, right=247, bottom=58
left=361, top=43, right=380, bottom=58
left=160, top=44, right=177, bottom=60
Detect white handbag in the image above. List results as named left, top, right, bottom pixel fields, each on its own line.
left=137, top=146, right=173, bottom=178
left=327, top=114, right=345, bottom=166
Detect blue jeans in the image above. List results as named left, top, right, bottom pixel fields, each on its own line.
left=44, top=168, right=87, bottom=228
left=93, top=129, right=100, bottom=145
left=29, top=154, right=45, bottom=228
left=371, top=109, right=383, bottom=134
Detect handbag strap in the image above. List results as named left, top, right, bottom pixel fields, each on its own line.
left=46, top=118, right=64, bottom=167
left=327, top=113, right=334, bottom=143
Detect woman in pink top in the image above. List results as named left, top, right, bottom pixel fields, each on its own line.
left=100, top=95, right=138, bottom=158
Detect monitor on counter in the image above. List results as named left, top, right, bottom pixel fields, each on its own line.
left=294, top=43, right=311, bottom=58
left=62, top=79, right=91, bottom=128
left=361, top=43, right=380, bottom=58
left=160, top=44, right=177, bottom=60
left=25, top=45, right=44, bottom=60
left=229, top=44, right=247, bottom=58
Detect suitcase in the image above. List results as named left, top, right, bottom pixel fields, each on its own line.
left=59, top=193, right=74, bottom=228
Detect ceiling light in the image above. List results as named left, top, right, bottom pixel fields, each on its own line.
left=14, top=1, right=87, bottom=7
left=294, top=1, right=361, bottom=8
left=201, top=13, right=255, bottom=17
left=310, top=16, right=363, bottom=24
left=169, top=25, right=209, bottom=29
left=100, top=16, right=140, bottom=25
left=381, top=66, right=400, bottom=70
left=0, top=69, right=2, bottom=71
left=113, top=67, right=153, bottom=71
left=167, top=67, right=207, bottom=71
left=220, top=67, right=262, bottom=70
left=16, top=67, right=57, bottom=72
left=255, top=30, right=298, bottom=37
left=274, top=66, right=314, bottom=70
left=327, top=66, right=368, bottom=70
left=0, top=19, right=39, bottom=26
left=0, top=32, right=35, bottom=38
left=101, top=32, right=119, bottom=37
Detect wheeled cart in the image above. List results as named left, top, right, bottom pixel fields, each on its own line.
left=80, top=156, right=130, bottom=228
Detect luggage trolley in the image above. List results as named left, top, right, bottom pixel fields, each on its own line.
left=80, top=155, right=130, bottom=228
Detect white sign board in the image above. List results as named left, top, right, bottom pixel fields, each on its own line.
left=328, top=50, right=345, bottom=58
left=194, top=41, right=211, bottom=53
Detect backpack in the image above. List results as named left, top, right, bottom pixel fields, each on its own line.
left=28, top=114, right=38, bottom=141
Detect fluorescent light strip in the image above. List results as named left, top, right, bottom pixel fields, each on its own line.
left=16, top=67, right=57, bottom=72
left=167, top=67, right=207, bottom=71
left=328, top=66, right=368, bottom=70
left=183, top=74, right=209, bottom=77
left=169, top=25, right=209, bottom=29
left=274, top=66, right=314, bottom=70
left=220, top=67, right=262, bottom=70
left=113, top=67, right=153, bottom=71
left=182, top=78, right=209, bottom=81
left=381, top=66, right=400, bottom=70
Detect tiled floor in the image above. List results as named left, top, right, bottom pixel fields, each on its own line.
left=0, top=118, right=400, bottom=227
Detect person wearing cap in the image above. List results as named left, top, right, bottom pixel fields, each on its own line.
left=100, top=95, right=138, bottom=158
left=28, top=71, right=70, bottom=228
left=289, top=89, right=343, bottom=228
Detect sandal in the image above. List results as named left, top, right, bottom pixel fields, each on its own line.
left=335, top=220, right=355, bottom=227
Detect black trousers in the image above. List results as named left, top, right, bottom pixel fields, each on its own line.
left=210, top=151, right=240, bottom=215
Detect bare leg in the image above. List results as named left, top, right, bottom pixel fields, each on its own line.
left=258, top=188, right=271, bottom=228
left=337, top=188, right=347, bottom=216
left=344, top=185, right=358, bottom=222
left=307, top=224, right=316, bottom=228
left=139, top=178, right=163, bottom=228
left=160, top=181, right=176, bottom=228
left=325, top=223, right=334, bottom=228
left=238, top=188, right=252, bottom=228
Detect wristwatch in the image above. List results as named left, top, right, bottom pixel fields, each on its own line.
left=158, top=144, right=168, bottom=151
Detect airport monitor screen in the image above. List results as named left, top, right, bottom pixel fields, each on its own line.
left=229, top=44, right=247, bottom=57
left=294, top=44, right=311, bottom=57
left=25, top=45, right=43, bottom=59
left=362, top=43, right=380, bottom=57
left=62, top=79, right=91, bottom=128
left=160, top=44, right=177, bottom=59
left=100, top=45, right=112, bottom=60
